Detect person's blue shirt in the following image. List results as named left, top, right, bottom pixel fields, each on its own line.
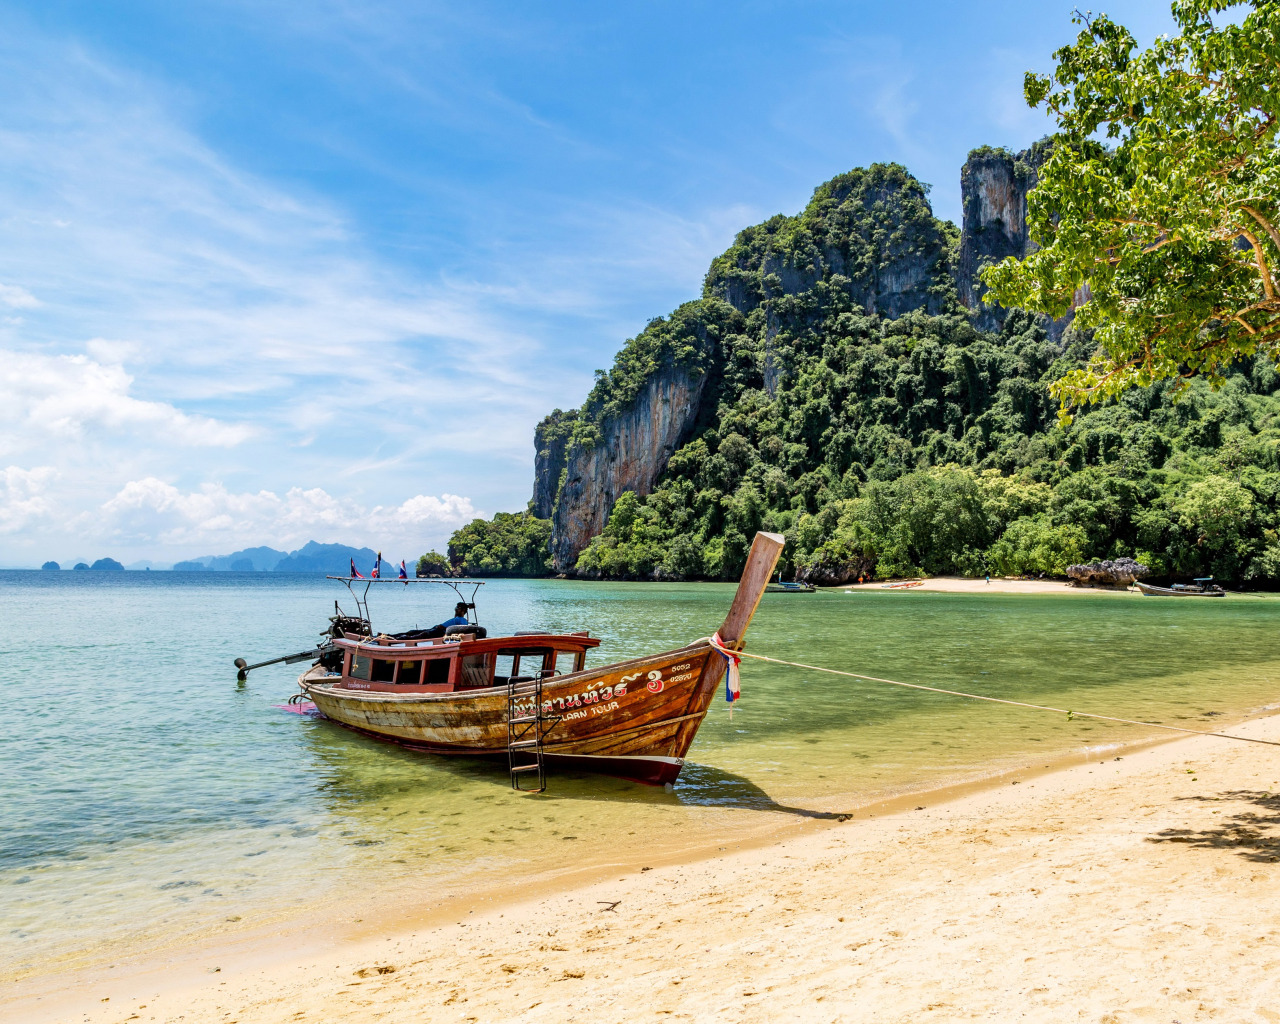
left=439, top=615, right=469, bottom=628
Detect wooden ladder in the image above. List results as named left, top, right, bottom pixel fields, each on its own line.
left=507, top=672, right=551, bottom=792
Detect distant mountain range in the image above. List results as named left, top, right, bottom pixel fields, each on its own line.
left=172, top=541, right=380, bottom=574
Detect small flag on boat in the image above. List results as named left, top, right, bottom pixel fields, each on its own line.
left=371, top=552, right=382, bottom=578
left=350, top=558, right=364, bottom=579
left=710, top=631, right=742, bottom=703
left=398, top=560, right=408, bottom=580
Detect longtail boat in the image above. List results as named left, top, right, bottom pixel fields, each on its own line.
left=766, top=572, right=814, bottom=593
left=1136, top=577, right=1226, bottom=597
left=297, top=531, right=784, bottom=787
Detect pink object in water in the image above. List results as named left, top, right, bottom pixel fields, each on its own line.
left=274, top=701, right=319, bottom=716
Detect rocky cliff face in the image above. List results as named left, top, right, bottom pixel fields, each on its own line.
left=537, top=155, right=1062, bottom=573
left=704, top=165, right=956, bottom=321
left=550, top=362, right=711, bottom=571
left=955, top=145, right=1042, bottom=332
left=955, top=142, right=1084, bottom=343
left=531, top=408, right=577, bottom=519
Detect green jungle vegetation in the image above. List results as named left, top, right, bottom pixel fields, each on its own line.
left=441, top=513, right=553, bottom=577
left=985, top=0, right=1280, bottom=408
left=440, top=162, right=1280, bottom=585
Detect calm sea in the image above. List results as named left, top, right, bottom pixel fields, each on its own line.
left=3, top=571, right=1279, bottom=979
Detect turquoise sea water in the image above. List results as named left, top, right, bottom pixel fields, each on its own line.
left=3, top=571, right=1279, bottom=980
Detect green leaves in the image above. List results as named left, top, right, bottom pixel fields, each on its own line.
left=445, top=512, right=553, bottom=577
left=983, top=1, right=1280, bottom=416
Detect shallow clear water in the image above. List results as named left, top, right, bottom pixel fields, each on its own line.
left=3, top=572, right=1279, bottom=978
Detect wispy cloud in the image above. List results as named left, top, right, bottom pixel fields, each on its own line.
left=0, top=465, right=56, bottom=534
left=94, top=478, right=478, bottom=552
left=0, top=348, right=253, bottom=452
left=0, top=282, right=39, bottom=308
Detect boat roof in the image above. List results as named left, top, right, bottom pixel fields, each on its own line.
left=335, top=631, right=601, bottom=656
left=324, top=576, right=486, bottom=585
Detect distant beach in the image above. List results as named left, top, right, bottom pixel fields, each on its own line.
left=835, top=576, right=1128, bottom=595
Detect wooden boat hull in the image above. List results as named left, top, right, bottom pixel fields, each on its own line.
left=301, top=642, right=727, bottom=785
left=1136, top=582, right=1225, bottom=597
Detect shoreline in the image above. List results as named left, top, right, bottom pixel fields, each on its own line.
left=831, top=576, right=1131, bottom=595
left=12, top=705, right=1280, bottom=1023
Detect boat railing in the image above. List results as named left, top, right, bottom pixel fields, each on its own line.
left=324, top=575, right=487, bottom=636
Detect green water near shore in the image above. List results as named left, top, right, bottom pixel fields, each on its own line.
left=3, top=572, right=1279, bottom=979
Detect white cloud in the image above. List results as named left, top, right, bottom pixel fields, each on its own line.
left=0, top=17, right=749, bottom=563
left=0, top=283, right=39, bottom=308
left=0, top=465, right=56, bottom=533
left=95, top=478, right=478, bottom=553
left=0, top=348, right=252, bottom=452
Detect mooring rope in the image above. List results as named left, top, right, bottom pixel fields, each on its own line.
left=708, top=642, right=1280, bottom=749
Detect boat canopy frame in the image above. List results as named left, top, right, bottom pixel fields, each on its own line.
left=324, top=576, right=486, bottom=634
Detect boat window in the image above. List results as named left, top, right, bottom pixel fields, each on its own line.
left=460, top=653, right=492, bottom=688
left=372, top=659, right=396, bottom=683
left=350, top=654, right=372, bottom=680
left=397, top=661, right=421, bottom=685
left=493, top=647, right=553, bottom=678
left=424, top=657, right=450, bottom=685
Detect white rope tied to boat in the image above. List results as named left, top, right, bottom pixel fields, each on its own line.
left=705, top=643, right=1280, bottom=749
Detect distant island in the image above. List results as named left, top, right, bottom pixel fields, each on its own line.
left=172, top=541, right=379, bottom=575
left=33, top=541, right=385, bottom=574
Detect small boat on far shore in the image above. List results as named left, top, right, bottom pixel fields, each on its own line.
left=1136, top=577, right=1226, bottom=598
left=766, top=573, right=814, bottom=594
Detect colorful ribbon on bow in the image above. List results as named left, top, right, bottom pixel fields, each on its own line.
left=709, top=631, right=742, bottom=703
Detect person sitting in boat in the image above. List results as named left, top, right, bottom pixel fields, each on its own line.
left=394, top=602, right=474, bottom=642
left=438, top=602, right=470, bottom=629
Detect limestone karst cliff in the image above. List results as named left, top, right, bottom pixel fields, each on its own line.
left=954, top=142, right=1086, bottom=343
left=453, top=147, right=1280, bottom=586
left=541, top=298, right=739, bottom=571
left=550, top=359, right=713, bottom=571
left=531, top=408, right=578, bottom=519
left=703, top=165, right=956, bottom=320
left=955, top=144, right=1045, bottom=333
left=537, top=163, right=958, bottom=571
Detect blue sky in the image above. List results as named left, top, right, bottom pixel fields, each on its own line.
left=0, top=0, right=1176, bottom=567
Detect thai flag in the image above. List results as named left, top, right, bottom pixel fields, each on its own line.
left=371, top=552, right=382, bottom=578
left=398, top=560, right=408, bottom=580
left=349, top=558, right=364, bottom=579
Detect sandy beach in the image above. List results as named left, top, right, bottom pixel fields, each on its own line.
left=833, top=576, right=1133, bottom=595
left=14, top=710, right=1280, bottom=1024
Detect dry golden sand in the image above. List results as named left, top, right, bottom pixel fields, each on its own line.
left=15, top=716, right=1280, bottom=1024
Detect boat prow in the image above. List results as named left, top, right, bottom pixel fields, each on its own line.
left=299, top=531, right=785, bottom=786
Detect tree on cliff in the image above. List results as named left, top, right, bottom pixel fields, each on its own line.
left=982, top=0, right=1280, bottom=416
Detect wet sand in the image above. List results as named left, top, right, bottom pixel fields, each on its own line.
left=15, top=712, right=1280, bottom=1024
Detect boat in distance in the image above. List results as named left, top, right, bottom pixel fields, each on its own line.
left=1136, top=577, right=1226, bottom=598
left=766, top=572, right=814, bottom=593
left=298, top=531, right=785, bottom=786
